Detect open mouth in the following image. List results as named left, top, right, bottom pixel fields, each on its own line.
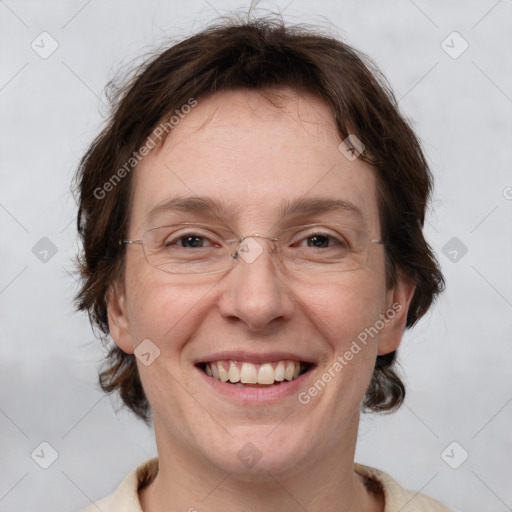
left=197, top=360, right=314, bottom=387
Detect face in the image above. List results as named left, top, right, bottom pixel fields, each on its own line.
left=108, top=88, right=414, bottom=478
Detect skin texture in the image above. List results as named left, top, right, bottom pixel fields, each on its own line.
left=107, top=88, right=415, bottom=512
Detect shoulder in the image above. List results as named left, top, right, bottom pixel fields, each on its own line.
left=77, top=458, right=159, bottom=512
left=354, top=462, right=455, bottom=512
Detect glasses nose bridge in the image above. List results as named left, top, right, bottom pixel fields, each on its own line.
left=231, top=232, right=280, bottom=262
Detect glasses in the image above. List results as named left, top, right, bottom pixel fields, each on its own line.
left=120, top=222, right=384, bottom=275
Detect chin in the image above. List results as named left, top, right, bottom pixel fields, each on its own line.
left=200, top=426, right=314, bottom=479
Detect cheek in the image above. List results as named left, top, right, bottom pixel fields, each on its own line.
left=123, top=271, right=211, bottom=419
left=297, top=276, right=388, bottom=413
left=124, top=264, right=205, bottom=354
left=290, top=270, right=387, bottom=352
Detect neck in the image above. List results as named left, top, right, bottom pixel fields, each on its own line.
left=140, top=414, right=383, bottom=512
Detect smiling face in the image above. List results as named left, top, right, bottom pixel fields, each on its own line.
left=107, top=88, right=414, bottom=479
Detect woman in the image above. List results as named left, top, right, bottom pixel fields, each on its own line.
left=74, top=15, right=450, bottom=511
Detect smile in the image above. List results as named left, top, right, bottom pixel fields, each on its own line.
left=200, top=360, right=312, bottom=386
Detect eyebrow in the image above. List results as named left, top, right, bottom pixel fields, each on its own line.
left=146, top=195, right=364, bottom=225
left=277, top=196, right=363, bottom=220
left=146, top=196, right=235, bottom=224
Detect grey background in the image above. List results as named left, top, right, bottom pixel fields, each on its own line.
left=1, top=0, right=511, bottom=511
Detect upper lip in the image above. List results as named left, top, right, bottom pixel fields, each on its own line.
left=194, top=351, right=316, bottom=365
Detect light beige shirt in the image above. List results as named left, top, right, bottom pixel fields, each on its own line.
left=79, top=458, right=454, bottom=511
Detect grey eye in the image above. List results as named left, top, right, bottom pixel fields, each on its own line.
left=306, top=234, right=331, bottom=248
left=176, top=235, right=207, bottom=248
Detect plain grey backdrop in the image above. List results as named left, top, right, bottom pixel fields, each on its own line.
left=1, top=0, right=511, bottom=511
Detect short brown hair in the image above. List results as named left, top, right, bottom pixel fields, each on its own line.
left=73, top=15, right=444, bottom=423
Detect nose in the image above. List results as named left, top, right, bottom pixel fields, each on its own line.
left=217, top=235, right=295, bottom=332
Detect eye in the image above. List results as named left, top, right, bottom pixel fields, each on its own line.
left=293, top=230, right=349, bottom=250
left=169, top=234, right=211, bottom=248
left=162, top=229, right=222, bottom=249
left=304, top=234, right=332, bottom=248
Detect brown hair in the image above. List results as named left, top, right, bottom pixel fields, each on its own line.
left=73, top=15, right=444, bottom=423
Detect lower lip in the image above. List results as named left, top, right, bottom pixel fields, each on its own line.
left=195, top=365, right=314, bottom=404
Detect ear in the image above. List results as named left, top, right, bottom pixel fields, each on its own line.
left=377, top=277, right=416, bottom=356
left=106, top=281, right=134, bottom=354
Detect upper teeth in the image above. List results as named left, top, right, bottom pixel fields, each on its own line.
left=205, top=360, right=301, bottom=385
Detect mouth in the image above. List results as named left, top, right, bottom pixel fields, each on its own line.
left=196, top=359, right=314, bottom=387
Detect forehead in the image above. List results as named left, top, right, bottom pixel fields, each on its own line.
left=129, top=88, right=380, bottom=235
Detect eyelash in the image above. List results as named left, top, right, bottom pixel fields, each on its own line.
left=293, top=232, right=347, bottom=249
left=165, top=230, right=348, bottom=249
